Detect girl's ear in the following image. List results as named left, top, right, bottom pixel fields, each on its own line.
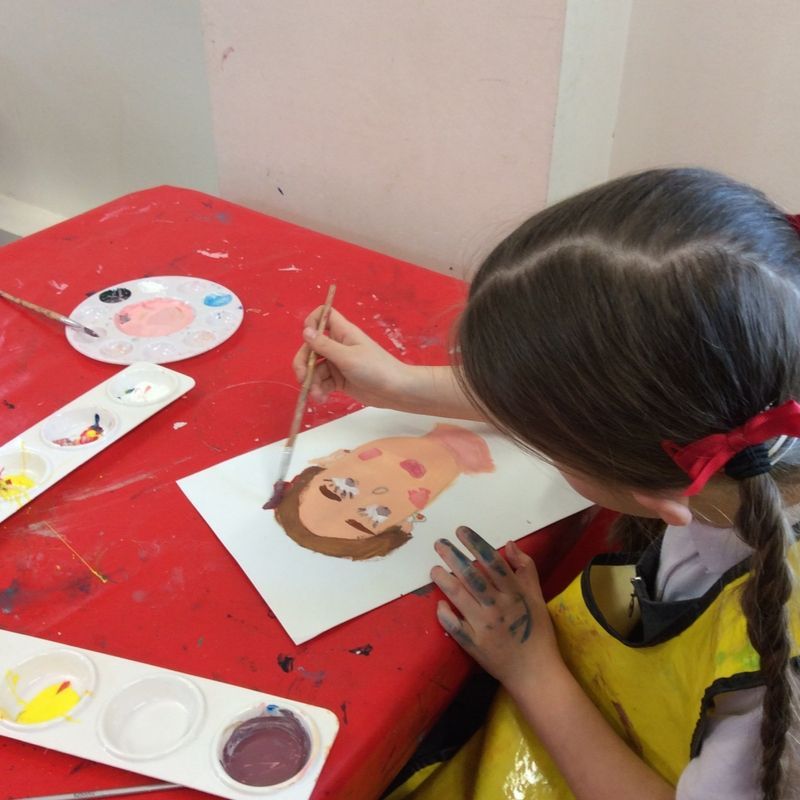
left=631, top=490, right=692, bottom=527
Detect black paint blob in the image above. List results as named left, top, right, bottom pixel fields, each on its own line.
left=277, top=654, right=294, bottom=673
left=99, top=287, right=132, bottom=303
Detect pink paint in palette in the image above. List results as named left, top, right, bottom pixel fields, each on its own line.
left=66, top=276, right=244, bottom=365
left=0, top=629, right=338, bottom=799
left=0, top=363, right=195, bottom=525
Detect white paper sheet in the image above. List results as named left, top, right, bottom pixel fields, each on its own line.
left=177, top=408, right=591, bottom=644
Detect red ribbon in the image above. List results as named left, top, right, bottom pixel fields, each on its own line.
left=662, top=399, right=800, bottom=496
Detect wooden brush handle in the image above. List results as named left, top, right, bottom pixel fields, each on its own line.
left=286, top=284, right=337, bottom=448
left=0, top=288, right=77, bottom=328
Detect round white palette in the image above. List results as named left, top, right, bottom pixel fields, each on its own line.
left=66, top=276, right=244, bottom=365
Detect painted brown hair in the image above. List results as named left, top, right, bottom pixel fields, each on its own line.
left=456, top=168, right=800, bottom=799
left=275, top=466, right=412, bottom=560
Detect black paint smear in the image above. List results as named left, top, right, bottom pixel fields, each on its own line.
left=340, top=701, right=348, bottom=725
left=69, top=760, right=91, bottom=775
left=2, top=400, right=15, bottom=409
left=277, top=653, right=294, bottom=673
left=277, top=187, right=284, bottom=195
left=99, top=287, right=131, bottom=303
left=348, top=643, right=373, bottom=656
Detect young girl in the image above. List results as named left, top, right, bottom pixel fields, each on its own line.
left=293, top=168, right=800, bottom=799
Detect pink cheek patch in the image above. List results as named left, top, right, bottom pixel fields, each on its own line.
left=358, top=447, right=382, bottom=461
left=399, top=459, right=426, bottom=478
left=408, top=487, right=431, bottom=509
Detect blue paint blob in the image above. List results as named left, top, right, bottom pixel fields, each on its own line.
left=203, top=293, right=233, bottom=307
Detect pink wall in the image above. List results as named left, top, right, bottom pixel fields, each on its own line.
left=202, top=1, right=567, bottom=275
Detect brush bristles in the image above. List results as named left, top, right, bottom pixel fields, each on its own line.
left=263, top=480, right=290, bottom=510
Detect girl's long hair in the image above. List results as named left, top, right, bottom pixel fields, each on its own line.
left=457, top=168, right=800, bottom=799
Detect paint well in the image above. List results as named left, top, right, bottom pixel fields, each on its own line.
left=114, top=298, right=195, bottom=337
left=107, top=366, right=178, bottom=405
left=203, top=293, right=232, bottom=307
left=219, top=707, right=311, bottom=787
left=10, top=680, right=81, bottom=724
left=99, top=675, right=204, bottom=760
left=0, top=449, right=51, bottom=506
left=42, top=407, right=116, bottom=449
left=99, top=288, right=132, bottom=303
left=0, top=650, right=95, bottom=729
left=0, top=471, right=35, bottom=505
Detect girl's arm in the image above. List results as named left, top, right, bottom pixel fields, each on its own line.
left=293, top=307, right=483, bottom=420
left=432, top=527, right=675, bottom=800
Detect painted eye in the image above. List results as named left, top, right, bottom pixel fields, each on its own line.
left=357, top=504, right=392, bottom=529
left=324, top=476, right=359, bottom=498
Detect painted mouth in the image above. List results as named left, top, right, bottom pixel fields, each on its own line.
left=345, top=518, right=375, bottom=535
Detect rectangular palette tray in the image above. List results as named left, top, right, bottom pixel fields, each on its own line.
left=0, top=362, right=195, bottom=524
left=0, top=629, right=339, bottom=799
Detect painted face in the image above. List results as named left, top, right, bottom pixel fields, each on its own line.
left=298, top=436, right=464, bottom=540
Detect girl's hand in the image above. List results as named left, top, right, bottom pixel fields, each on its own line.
left=292, top=307, right=415, bottom=406
left=431, top=526, right=563, bottom=691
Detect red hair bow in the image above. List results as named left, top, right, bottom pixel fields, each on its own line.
left=662, top=399, right=800, bottom=496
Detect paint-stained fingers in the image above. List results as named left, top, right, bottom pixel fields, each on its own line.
left=431, top=565, right=484, bottom=621
left=456, top=525, right=511, bottom=586
left=505, top=540, right=541, bottom=589
left=434, top=539, right=496, bottom=606
left=435, top=600, right=476, bottom=650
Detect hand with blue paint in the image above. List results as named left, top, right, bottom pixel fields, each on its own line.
left=431, top=526, right=562, bottom=690
left=293, top=307, right=482, bottom=420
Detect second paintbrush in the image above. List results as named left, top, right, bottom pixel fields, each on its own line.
left=0, top=288, right=99, bottom=337
left=264, top=284, right=337, bottom=509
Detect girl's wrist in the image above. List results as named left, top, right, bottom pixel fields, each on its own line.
left=393, top=364, right=441, bottom=414
left=502, top=650, right=572, bottom=714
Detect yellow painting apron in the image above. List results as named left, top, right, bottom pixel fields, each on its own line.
left=388, top=540, right=800, bottom=799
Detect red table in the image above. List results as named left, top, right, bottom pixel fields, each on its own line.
left=0, top=187, right=612, bottom=800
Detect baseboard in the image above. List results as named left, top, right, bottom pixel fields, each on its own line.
left=0, top=194, right=66, bottom=237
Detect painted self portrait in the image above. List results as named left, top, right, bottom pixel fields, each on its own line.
left=273, top=424, right=495, bottom=560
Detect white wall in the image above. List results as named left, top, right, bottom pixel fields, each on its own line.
left=10, top=1, right=800, bottom=275
left=0, top=0, right=218, bottom=221
left=547, top=0, right=631, bottom=204
left=611, top=0, right=800, bottom=211
left=201, top=0, right=566, bottom=275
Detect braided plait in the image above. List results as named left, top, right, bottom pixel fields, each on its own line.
left=735, top=473, right=796, bottom=800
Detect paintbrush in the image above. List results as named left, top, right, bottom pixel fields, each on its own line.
left=13, top=783, right=181, bottom=800
left=0, top=288, right=99, bottom=337
left=264, top=283, right=337, bottom=510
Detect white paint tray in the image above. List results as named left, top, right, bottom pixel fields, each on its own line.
left=0, top=630, right=339, bottom=799
left=0, top=362, right=195, bottom=524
